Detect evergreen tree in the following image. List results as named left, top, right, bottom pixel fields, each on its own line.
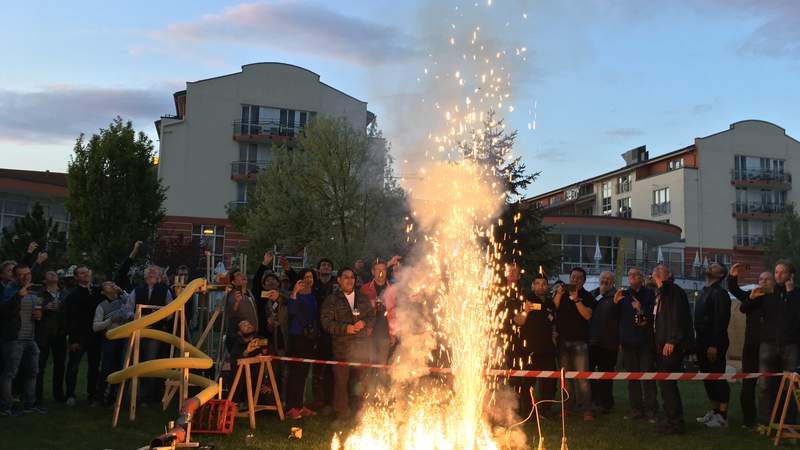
left=462, top=110, right=559, bottom=274
left=0, top=202, right=67, bottom=267
left=66, top=117, right=166, bottom=277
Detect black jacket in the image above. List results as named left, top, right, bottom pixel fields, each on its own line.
left=555, top=287, right=596, bottom=343
left=746, top=283, right=800, bottom=346
left=65, top=285, right=102, bottom=345
left=36, top=288, right=66, bottom=341
left=320, top=290, right=374, bottom=359
left=0, top=283, right=25, bottom=341
left=727, top=276, right=762, bottom=345
left=654, top=281, right=693, bottom=350
left=516, top=294, right=556, bottom=356
left=133, top=282, right=170, bottom=330
left=589, top=288, right=621, bottom=350
left=694, top=280, right=731, bottom=349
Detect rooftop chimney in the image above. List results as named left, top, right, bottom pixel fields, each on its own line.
left=621, top=145, right=649, bottom=166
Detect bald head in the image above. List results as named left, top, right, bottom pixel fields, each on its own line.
left=599, top=271, right=614, bottom=294
left=652, top=265, right=671, bottom=286
left=758, top=271, right=774, bottom=291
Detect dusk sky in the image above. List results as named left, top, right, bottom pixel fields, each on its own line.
left=2, top=0, right=798, bottom=196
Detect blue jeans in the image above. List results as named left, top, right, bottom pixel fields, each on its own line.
left=1, top=339, right=39, bottom=409
left=559, top=341, right=591, bottom=412
left=759, top=342, right=799, bottom=424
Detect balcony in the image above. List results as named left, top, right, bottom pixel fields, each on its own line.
left=233, top=120, right=303, bottom=143
left=231, top=160, right=270, bottom=181
left=733, top=234, right=773, bottom=250
left=732, top=201, right=788, bottom=219
left=651, top=202, right=671, bottom=217
left=731, top=169, right=792, bottom=190
left=227, top=201, right=247, bottom=212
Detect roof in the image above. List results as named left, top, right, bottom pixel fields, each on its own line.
left=525, top=144, right=695, bottom=202
left=543, top=215, right=683, bottom=245
left=0, top=168, right=67, bottom=188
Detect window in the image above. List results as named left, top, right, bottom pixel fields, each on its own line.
left=580, top=207, right=593, bottom=216
left=601, top=182, right=612, bottom=215
left=617, top=197, right=632, bottom=218
left=737, top=219, right=749, bottom=237
left=192, top=225, right=225, bottom=269
left=565, top=187, right=579, bottom=201
left=651, top=187, right=670, bottom=216
left=617, top=174, right=631, bottom=194
left=668, top=158, right=684, bottom=171
left=236, top=182, right=248, bottom=203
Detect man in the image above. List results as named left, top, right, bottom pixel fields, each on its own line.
left=553, top=267, right=596, bottom=421
left=589, top=271, right=621, bottom=414
left=618, top=268, right=657, bottom=422
left=750, top=260, right=800, bottom=427
left=228, top=320, right=269, bottom=407
left=360, top=259, right=397, bottom=366
left=0, top=260, right=15, bottom=289
left=64, top=266, right=102, bottom=406
left=252, top=251, right=276, bottom=335
left=128, top=264, right=173, bottom=403
left=225, top=269, right=259, bottom=342
left=320, top=268, right=374, bottom=421
left=35, top=270, right=67, bottom=405
left=92, top=281, right=132, bottom=405
left=512, top=272, right=557, bottom=419
left=0, top=264, right=46, bottom=416
left=501, top=264, right=524, bottom=370
left=652, top=264, right=691, bottom=434
left=728, top=263, right=771, bottom=429
left=312, top=257, right=336, bottom=411
left=694, top=262, right=732, bottom=428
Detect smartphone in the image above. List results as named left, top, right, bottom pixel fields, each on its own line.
left=564, top=283, right=577, bottom=292
left=256, top=338, right=269, bottom=347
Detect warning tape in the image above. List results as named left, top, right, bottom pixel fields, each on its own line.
left=267, top=356, right=782, bottom=380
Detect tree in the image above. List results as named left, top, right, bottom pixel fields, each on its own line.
left=765, top=205, right=800, bottom=269
left=234, top=116, right=408, bottom=266
left=66, top=117, right=166, bottom=277
left=0, top=202, right=67, bottom=267
left=461, top=110, right=559, bottom=274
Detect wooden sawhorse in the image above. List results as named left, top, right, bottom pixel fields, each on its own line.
left=767, top=372, right=800, bottom=446
left=227, top=355, right=284, bottom=429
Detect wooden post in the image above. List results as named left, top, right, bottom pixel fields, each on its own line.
left=129, top=305, right=143, bottom=421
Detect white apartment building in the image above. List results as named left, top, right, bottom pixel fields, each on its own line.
left=155, top=63, right=375, bottom=266
left=526, top=120, right=800, bottom=283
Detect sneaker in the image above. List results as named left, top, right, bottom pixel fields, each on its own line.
left=300, top=407, right=318, bottom=417
left=583, top=411, right=594, bottom=422
left=0, top=408, right=22, bottom=417
left=66, top=397, right=76, bottom=407
left=23, top=405, right=48, bottom=414
left=645, top=412, right=657, bottom=424
left=287, top=408, right=303, bottom=420
left=704, top=413, right=728, bottom=428
left=696, top=409, right=715, bottom=423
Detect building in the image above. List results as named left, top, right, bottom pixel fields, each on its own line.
left=155, top=62, right=377, bottom=267
left=0, top=168, right=69, bottom=232
left=525, top=120, right=800, bottom=283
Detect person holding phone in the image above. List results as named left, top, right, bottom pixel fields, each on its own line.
left=553, top=266, right=596, bottom=421
left=728, top=262, right=772, bottom=429
left=0, top=264, right=46, bottom=416
left=588, top=271, right=621, bottom=414
left=35, top=270, right=67, bottom=405
left=753, top=260, right=800, bottom=428
left=285, top=269, right=320, bottom=419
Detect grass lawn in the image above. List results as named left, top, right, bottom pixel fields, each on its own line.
left=3, top=361, right=785, bottom=450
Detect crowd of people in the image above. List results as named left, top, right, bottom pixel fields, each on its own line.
left=2, top=238, right=799, bottom=438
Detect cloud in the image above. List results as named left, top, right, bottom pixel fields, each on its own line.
left=0, top=85, right=174, bottom=144
left=146, top=1, right=418, bottom=66
left=606, top=127, right=644, bottom=137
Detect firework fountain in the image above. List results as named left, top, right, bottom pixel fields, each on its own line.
left=333, top=2, right=532, bottom=449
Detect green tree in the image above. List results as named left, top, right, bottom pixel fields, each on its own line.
left=462, top=110, right=559, bottom=274
left=234, top=116, right=407, bottom=266
left=0, top=202, right=67, bottom=267
left=765, top=205, right=800, bottom=269
left=66, top=117, right=166, bottom=276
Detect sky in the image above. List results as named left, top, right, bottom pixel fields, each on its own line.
left=1, top=0, right=799, bottom=197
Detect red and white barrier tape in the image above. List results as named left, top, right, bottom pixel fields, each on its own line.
left=267, top=356, right=782, bottom=380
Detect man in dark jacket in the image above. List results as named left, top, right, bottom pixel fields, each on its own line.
left=554, top=267, right=596, bottom=421
left=694, top=262, right=732, bottom=428
left=652, top=265, right=691, bottom=434
left=311, top=258, right=337, bottom=411
left=35, top=270, right=67, bottom=405
left=320, top=268, right=374, bottom=420
left=589, top=271, right=621, bottom=414
left=728, top=263, right=771, bottom=429
left=750, top=260, right=800, bottom=426
left=618, top=268, right=657, bottom=422
left=513, top=272, right=557, bottom=419
left=64, top=266, right=102, bottom=406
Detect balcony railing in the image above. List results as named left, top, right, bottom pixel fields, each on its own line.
left=233, top=120, right=303, bottom=142
left=731, top=169, right=792, bottom=186
left=733, top=234, right=773, bottom=249
left=732, top=201, right=787, bottom=216
left=231, top=160, right=270, bottom=179
left=651, top=202, right=671, bottom=217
